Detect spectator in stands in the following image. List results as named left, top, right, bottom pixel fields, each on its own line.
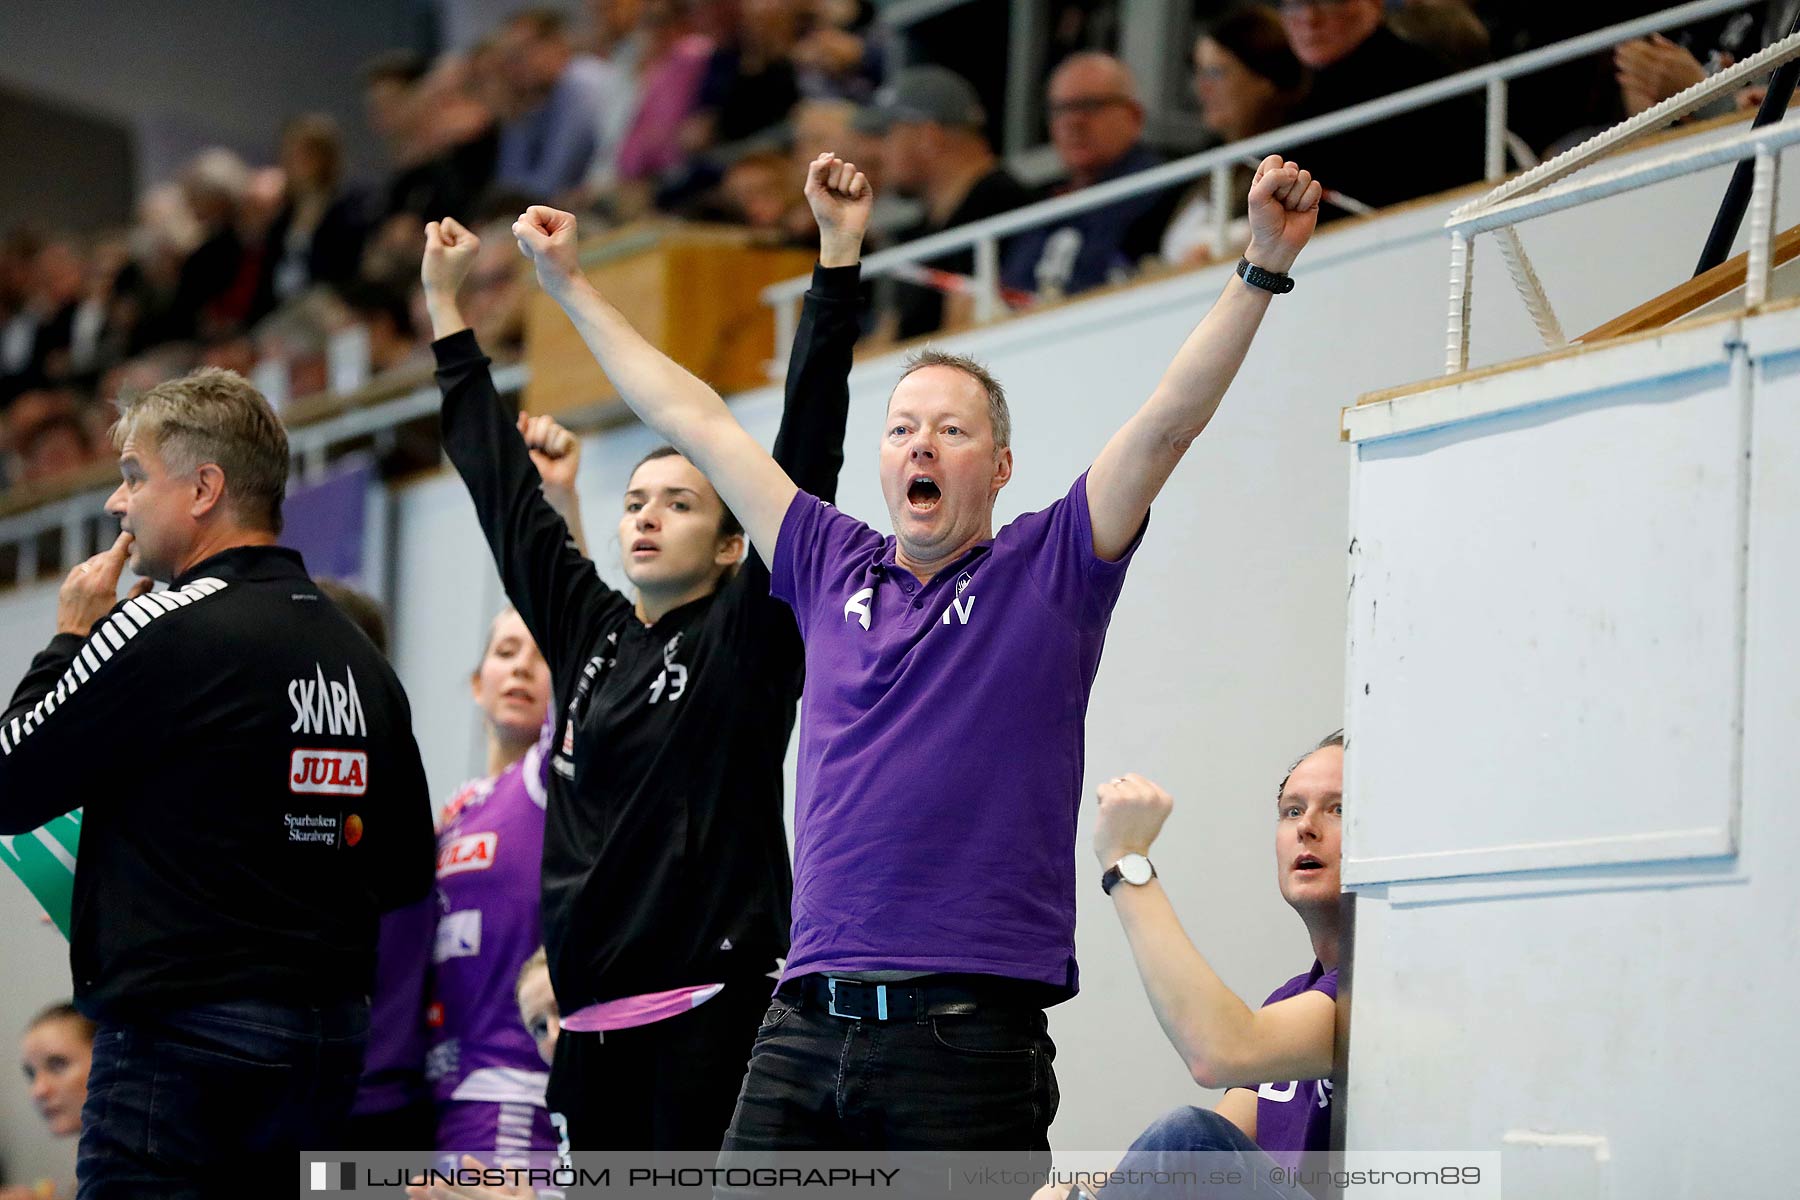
left=461, top=221, right=532, bottom=355
left=366, top=50, right=430, bottom=169
left=16, top=410, right=104, bottom=486
left=170, top=148, right=257, bottom=341
left=251, top=288, right=346, bottom=403
left=721, top=151, right=800, bottom=232
left=1164, top=5, right=1308, bottom=267
left=494, top=8, right=635, bottom=202
left=792, top=0, right=885, bottom=103
left=1609, top=4, right=1799, bottom=122
left=585, top=0, right=647, bottom=71
left=4, top=384, right=80, bottom=465
left=258, top=115, right=370, bottom=312
left=1034, top=735, right=1345, bottom=1200
left=114, top=184, right=200, bottom=356
left=1469, top=4, right=1634, bottom=156
left=0, top=229, right=47, bottom=406
left=1280, top=0, right=1483, bottom=212
left=1001, top=53, right=1178, bottom=302
left=861, top=65, right=1031, bottom=338
left=5, top=238, right=88, bottom=392
left=364, top=50, right=493, bottom=228
left=693, top=0, right=803, bottom=148
left=1389, top=0, right=1490, bottom=72
left=612, top=0, right=716, bottom=201
left=341, top=281, right=428, bottom=375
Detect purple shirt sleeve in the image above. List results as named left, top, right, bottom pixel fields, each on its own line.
left=1013, top=470, right=1147, bottom=625
left=770, top=490, right=883, bottom=633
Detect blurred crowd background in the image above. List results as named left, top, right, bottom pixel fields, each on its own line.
left=1, top=0, right=1783, bottom=494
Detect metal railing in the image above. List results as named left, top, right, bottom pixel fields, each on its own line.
left=1444, top=26, right=1800, bottom=372
left=760, top=0, right=1761, bottom=366
left=0, top=364, right=527, bottom=581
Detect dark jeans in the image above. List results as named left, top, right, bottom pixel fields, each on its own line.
left=546, top=979, right=769, bottom=1151
left=1106, top=1107, right=1315, bottom=1200
left=76, top=998, right=368, bottom=1200
left=719, top=979, right=1059, bottom=1151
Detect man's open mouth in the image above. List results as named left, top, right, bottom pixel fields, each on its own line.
left=907, top=475, right=942, bottom=511
left=1294, top=854, right=1325, bottom=872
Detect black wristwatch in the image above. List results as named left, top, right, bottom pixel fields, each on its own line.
left=1237, top=257, right=1295, bottom=294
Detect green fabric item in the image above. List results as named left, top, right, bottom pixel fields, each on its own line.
left=0, top=811, right=80, bottom=939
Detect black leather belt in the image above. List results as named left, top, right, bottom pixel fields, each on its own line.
left=796, top=974, right=1024, bottom=1022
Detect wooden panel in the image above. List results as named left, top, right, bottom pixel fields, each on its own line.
left=522, top=224, right=812, bottom=418
left=1575, top=222, right=1800, bottom=343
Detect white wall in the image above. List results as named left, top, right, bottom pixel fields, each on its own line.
left=1340, top=304, right=1800, bottom=1191
left=2, top=118, right=1795, bottom=1171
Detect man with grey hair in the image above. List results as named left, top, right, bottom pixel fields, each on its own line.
left=0, top=367, right=434, bottom=1192
left=511, top=144, right=1323, bottom=1149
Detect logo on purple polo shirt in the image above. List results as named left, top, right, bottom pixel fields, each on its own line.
left=843, top=587, right=873, bottom=630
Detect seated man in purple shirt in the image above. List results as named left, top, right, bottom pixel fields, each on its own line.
left=508, top=152, right=1322, bottom=1151
left=1048, top=733, right=1344, bottom=1198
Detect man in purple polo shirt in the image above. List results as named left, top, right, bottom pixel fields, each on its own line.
left=508, top=152, right=1323, bottom=1149
left=1036, top=734, right=1344, bottom=1199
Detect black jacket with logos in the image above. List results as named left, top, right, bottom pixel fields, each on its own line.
left=0, top=546, right=435, bottom=1020
left=432, top=263, right=857, bottom=1011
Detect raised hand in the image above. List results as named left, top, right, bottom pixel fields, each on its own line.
left=803, top=151, right=872, bottom=268
left=1615, top=34, right=1709, bottom=117
left=511, top=205, right=584, bottom=300
left=57, top=530, right=151, bottom=637
left=421, top=218, right=482, bottom=297
left=517, top=412, right=580, bottom=496
left=1094, top=772, right=1175, bottom=868
left=1244, top=156, right=1321, bottom=276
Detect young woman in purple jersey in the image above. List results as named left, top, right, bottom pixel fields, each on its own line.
left=425, top=605, right=559, bottom=1164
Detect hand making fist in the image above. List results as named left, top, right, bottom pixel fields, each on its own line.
left=421, top=217, right=481, bottom=296
left=517, top=412, right=581, bottom=496
left=511, top=206, right=584, bottom=299
left=804, top=151, right=873, bottom=241
left=1094, top=772, right=1175, bottom=868
left=1244, top=156, right=1322, bottom=276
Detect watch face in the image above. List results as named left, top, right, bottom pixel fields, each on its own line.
left=1119, top=854, right=1153, bottom=886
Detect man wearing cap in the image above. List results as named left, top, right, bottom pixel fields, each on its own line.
left=860, top=65, right=1032, bottom=340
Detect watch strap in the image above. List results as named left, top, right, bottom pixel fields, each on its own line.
left=1101, top=856, right=1157, bottom=896
left=1237, top=257, right=1295, bottom=294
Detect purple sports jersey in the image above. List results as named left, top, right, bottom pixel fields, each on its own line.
left=1253, top=962, right=1338, bottom=1168
left=425, top=720, right=557, bottom=1154
left=770, top=472, right=1141, bottom=993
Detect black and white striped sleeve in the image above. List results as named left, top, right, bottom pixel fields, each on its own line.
left=0, top=581, right=217, bottom=833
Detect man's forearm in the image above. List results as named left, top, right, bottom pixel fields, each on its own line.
left=1112, top=880, right=1260, bottom=1088
left=1141, top=274, right=1273, bottom=446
